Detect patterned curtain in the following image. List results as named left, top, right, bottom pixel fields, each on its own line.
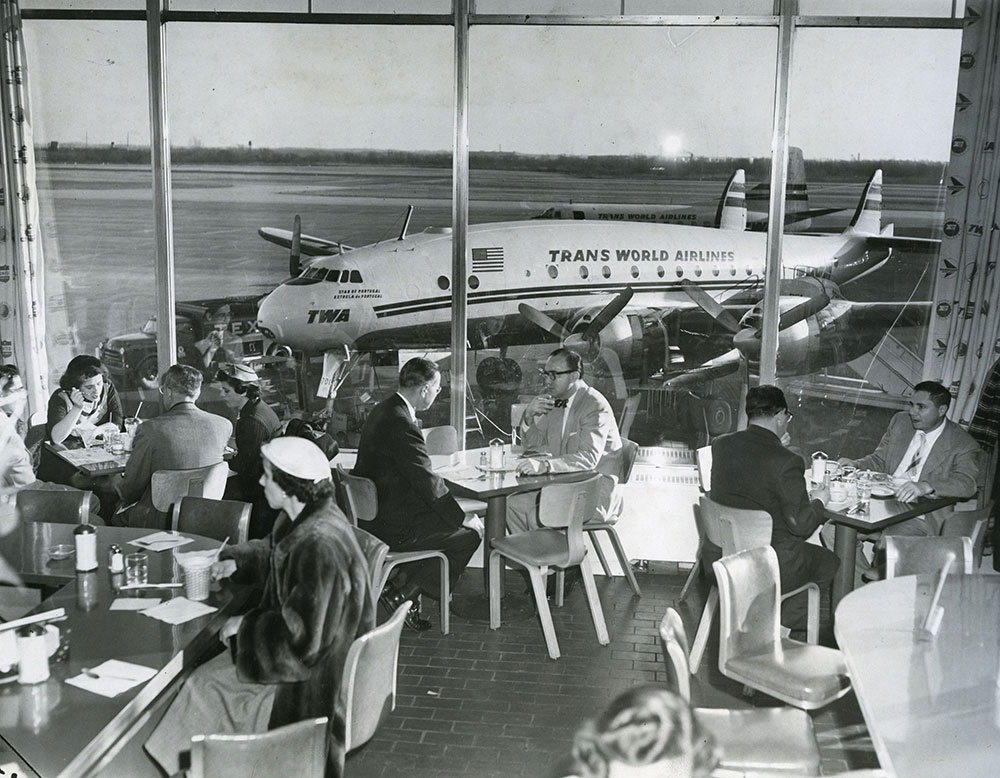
left=927, top=1, right=1000, bottom=427
left=0, top=0, right=47, bottom=417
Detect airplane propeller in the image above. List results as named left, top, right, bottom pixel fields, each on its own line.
left=580, top=287, right=634, bottom=343
left=680, top=281, right=742, bottom=333
left=731, top=287, right=831, bottom=361
left=517, top=303, right=569, bottom=341
left=289, top=214, right=302, bottom=277
left=518, top=287, right=635, bottom=362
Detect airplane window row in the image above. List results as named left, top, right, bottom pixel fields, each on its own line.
left=301, top=266, right=364, bottom=283
left=553, top=263, right=756, bottom=281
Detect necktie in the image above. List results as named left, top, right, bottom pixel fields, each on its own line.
left=553, top=399, right=568, bottom=409
left=905, top=431, right=925, bottom=476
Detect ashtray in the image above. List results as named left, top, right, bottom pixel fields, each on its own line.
left=47, top=544, right=75, bottom=560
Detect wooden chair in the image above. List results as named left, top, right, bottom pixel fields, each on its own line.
left=15, top=488, right=91, bottom=524
left=336, top=467, right=450, bottom=634
left=170, top=496, right=251, bottom=545
left=659, top=607, right=821, bottom=775
left=489, top=474, right=608, bottom=660
left=582, top=439, right=642, bottom=596
left=150, top=461, right=229, bottom=513
left=713, top=546, right=852, bottom=710
left=342, top=599, right=410, bottom=752
left=189, top=717, right=328, bottom=778
left=687, top=494, right=776, bottom=674
left=939, top=500, right=992, bottom=570
left=884, top=535, right=974, bottom=579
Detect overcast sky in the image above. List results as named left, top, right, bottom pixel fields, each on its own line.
left=23, top=17, right=962, bottom=160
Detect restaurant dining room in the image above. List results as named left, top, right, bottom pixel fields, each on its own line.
left=2, top=2, right=1000, bottom=777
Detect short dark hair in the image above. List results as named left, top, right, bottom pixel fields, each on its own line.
left=745, top=385, right=788, bottom=420
left=913, top=380, right=951, bottom=409
left=549, top=347, right=584, bottom=378
left=270, top=466, right=335, bottom=504
left=215, top=370, right=261, bottom=401
left=59, top=355, right=107, bottom=392
left=399, top=357, right=440, bottom=389
left=571, top=684, right=718, bottom=778
left=0, top=364, right=20, bottom=396
left=161, top=364, right=203, bottom=397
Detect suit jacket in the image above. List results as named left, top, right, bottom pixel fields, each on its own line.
left=853, top=412, right=980, bottom=499
left=710, top=425, right=826, bottom=572
left=119, top=400, right=232, bottom=528
left=352, top=394, right=465, bottom=544
left=521, top=383, right=624, bottom=515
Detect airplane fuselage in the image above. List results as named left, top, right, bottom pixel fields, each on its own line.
left=255, top=219, right=888, bottom=354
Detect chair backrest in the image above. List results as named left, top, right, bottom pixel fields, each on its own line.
left=712, top=546, right=782, bottom=669
left=695, top=445, right=712, bottom=493
left=940, top=499, right=993, bottom=570
left=538, top=474, right=603, bottom=565
left=423, top=424, right=459, bottom=455
left=698, top=494, right=771, bottom=556
left=884, top=535, right=974, bottom=578
left=619, top=439, right=640, bottom=485
left=150, top=461, right=229, bottom=512
left=658, top=607, right=693, bottom=704
left=15, top=488, right=91, bottom=524
left=337, top=467, right=378, bottom=525
left=170, top=496, right=251, bottom=545
left=342, top=599, right=409, bottom=752
left=189, top=716, right=328, bottom=778
left=351, top=525, right=390, bottom=609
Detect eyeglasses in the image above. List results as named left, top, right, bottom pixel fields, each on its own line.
left=783, top=409, right=794, bottom=422
left=539, top=368, right=576, bottom=380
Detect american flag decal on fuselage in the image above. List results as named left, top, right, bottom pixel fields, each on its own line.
left=472, top=247, right=504, bottom=273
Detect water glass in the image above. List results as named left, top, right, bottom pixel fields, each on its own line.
left=125, top=552, right=149, bottom=586
left=857, top=472, right=873, bottom=515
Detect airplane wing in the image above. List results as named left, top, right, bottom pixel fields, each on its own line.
left=258, top=227, right=353, bottom=256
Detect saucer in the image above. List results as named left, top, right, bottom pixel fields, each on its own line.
left=48, top=544, right=75, bottom=560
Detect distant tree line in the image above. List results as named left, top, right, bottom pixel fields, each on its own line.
left=36, top=144, right=946, bottom=185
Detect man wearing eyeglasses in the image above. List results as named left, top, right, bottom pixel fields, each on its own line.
left=507, top=348, right=623, bottom=535
left=710, top=385, right=837, bottom=632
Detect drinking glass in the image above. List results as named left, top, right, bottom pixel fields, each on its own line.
left=125, top=552, right=149, bottom=586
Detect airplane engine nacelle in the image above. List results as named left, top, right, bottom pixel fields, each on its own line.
left=563, top=308, right=666, bottom=381
left=774, top=298, right=885, bottom=376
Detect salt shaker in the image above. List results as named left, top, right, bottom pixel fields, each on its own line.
left=108, top=543, right=124, bottom=573
left=16, top=625, right=49, bottom=685
left=810, top=452, right=828, bottom=485
left=73, top=524, right=98, bottom=572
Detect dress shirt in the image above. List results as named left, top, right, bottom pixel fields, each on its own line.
left=892, top=422, right=944, bottom=481
left=396, top=392, right=417, bottom=424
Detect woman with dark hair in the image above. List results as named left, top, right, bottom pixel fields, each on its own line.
left=0, top=365, right=32, bottom=488
left=145, top=436, right=374, bottom=778
left=216, top=363, right=283, bottom=536
left=569, top=685, right=718, bottom=778
left=46, top=355, right=123, bottom=447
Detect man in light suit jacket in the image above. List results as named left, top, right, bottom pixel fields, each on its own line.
left=352, top=357, right=481, bottom=631
left=115, top=364, right=232, bottom=529
left=507, top=348, right=624, bottom=534
left=840, top=380, right=980, bottom=537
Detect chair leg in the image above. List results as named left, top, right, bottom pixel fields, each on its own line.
left=578, top=563, right=609, bottom=646
left=528, top=567, right=560, bottom=659
left=437, top=555, right=450, bottom=635
left=688, top=586, right=718, bottom=674
left=587, top=530, right=614, bottom=578
left=678, top=556, right=701, bottom=603
left=554, top=568, right=565, bottom=607
left=488, top=551, right=502, bottom=630
left=603, top=527, right=641, bottom=597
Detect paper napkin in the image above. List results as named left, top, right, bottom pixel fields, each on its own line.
left=65, top=659, right=157, bottom=698
left=141, top=597, right=217, bottom=625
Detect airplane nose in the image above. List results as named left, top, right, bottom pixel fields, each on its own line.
left=256, top=295, right=285, bottom=344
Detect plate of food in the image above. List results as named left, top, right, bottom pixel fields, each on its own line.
left=871, top=484, right=896, bottom=498
left=475, top=463, right=519, bottom=474
left=866, top=472, right=894, bottom=484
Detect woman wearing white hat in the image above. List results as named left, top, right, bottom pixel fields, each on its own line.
left=216, top=363, right=283, bottom=536
left=146, top=436, right=375, bottom=778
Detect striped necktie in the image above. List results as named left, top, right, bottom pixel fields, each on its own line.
left=905, top=431, right=925, bottom=476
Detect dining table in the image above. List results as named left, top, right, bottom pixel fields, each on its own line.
left=45, top=441, right=237, bottom=480
left=0, top=523, right=249, bottom=778
left=835, top=573, right=1000, bottom=778
left=823, top=490, right=960, bottom=607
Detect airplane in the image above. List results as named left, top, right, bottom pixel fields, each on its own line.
left=533, top=147, right=845, bottom=232
left=254, top=168, right=937, bottom=430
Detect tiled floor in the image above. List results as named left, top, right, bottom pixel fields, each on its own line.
left=345, top=568, right=881, bottom=778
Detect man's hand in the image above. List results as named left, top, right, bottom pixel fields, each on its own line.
left=219, top=615, right=243, bottom=646
left=809, top=482, right=831, bottom=507
left=462, top=514, right=485, bottom=538
left=779, top=431, right=792, bottom=447
left=837, top=457, right=857, bottom=467
left=895, top=480, right=932, bottom=503
left=211, top=559, right=237, bottom=581
left=523, top=393, right=556, bottom=423
left=516, top=457, right=550, bottom=476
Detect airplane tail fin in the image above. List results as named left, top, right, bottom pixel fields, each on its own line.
left=784, top=146, right=809, bottom=230
left=716, top=169, right=747, bottom=231
left=847, top=169, right=883, bottom=234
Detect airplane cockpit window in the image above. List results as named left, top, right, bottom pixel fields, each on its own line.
left=349, top=270, right=363, bottom=283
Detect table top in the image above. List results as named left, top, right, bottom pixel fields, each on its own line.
left=46, top=442, right=129, bottom=477
left=437, top=447, right=596, bottom=500
left=823, top=492, right=959, bottom=532
left=0, top=525, right=245, bottom=778
left=835, top=574, right=1000, bottom=778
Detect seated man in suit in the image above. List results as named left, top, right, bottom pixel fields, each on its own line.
left=839, top=380, right=980, bottom=538
left=114, top=364, right=232, bottom=528
left=711, top=385, right=837, bottom=631
left=352, top=357, right=481, bottom=632
left=507, top=348, right=624, bottom=534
